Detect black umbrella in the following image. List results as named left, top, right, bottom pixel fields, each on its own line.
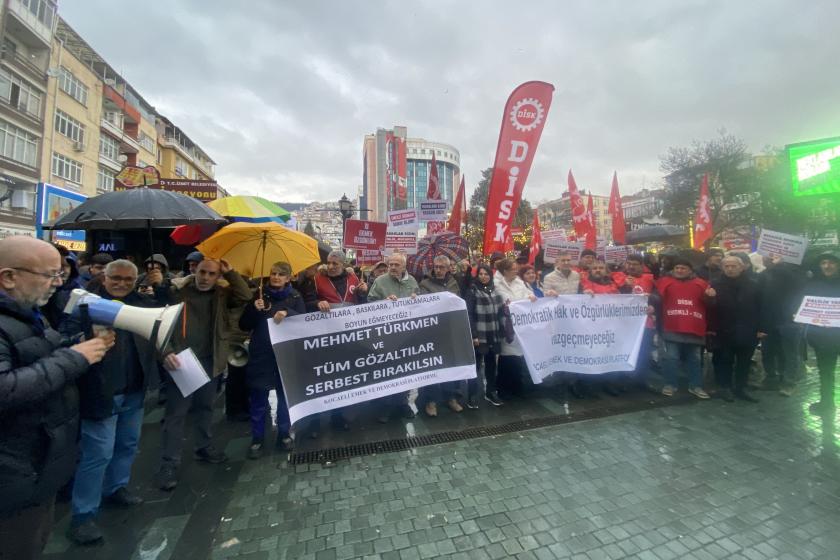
left=626, top=225, right=687, bottom=244
left=44, top=187, right=227, bottom=251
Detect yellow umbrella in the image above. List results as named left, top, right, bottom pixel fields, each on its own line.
left=196, top=221, right=320, bottom=280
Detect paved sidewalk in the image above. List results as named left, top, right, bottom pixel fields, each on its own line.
left=44, top=376, right=839, bottom=559
left=211, top=391, right=839, bottom=560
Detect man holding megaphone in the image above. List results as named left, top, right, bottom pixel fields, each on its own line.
left=0, top=236, right=115, bottom=560
left=59, top=259, right=166, bottom=545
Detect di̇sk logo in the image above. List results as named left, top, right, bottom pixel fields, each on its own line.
left=509, top=98, right=546, bottom=132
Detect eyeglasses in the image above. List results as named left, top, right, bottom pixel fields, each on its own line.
left=11, top=267, right=66, bottom=281
left=106, top=275, right=137, bottom=284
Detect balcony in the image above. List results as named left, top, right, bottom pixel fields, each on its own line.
left=160, top=135, right=214, bottom=178
left=101, top=114, right=140, bottom=154
left=6, top=0, right=55, bottom=49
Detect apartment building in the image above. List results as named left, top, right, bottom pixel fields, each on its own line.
left=0, top=0, right=57, bottom=236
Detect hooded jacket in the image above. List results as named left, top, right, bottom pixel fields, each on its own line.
left=418, top=273, right=460, bottom=296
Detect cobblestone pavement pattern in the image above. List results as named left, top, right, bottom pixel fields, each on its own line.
left=212, top=397, right=839, bottom=559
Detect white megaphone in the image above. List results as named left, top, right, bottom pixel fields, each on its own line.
left=63, top=289, right=183, bottom=352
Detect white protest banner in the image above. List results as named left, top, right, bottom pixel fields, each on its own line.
left=794, top=296, right=840, bottom=328
left=509, top=294, right=648, bottom=381
left=756, top=229, right=808, bottom=265
left=267, top=292, right=476, bottom=424
left=419, top=199, right=448, bottom=221
left=385, top=209, right=419, bottom=255
left=542, top=229, right=568, bottom=242
left=544, top=240, right=583, bottom=264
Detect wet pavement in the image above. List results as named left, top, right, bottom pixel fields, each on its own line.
left=44, top=367, right=839, bottom=560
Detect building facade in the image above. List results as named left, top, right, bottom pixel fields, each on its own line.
left=362, top=126, right=460, bottom=223
left=537, top=191, right=612, bottom=241
left=0, top=0, right=58, bottom=237
left=0, top=8, right=220, bottom=240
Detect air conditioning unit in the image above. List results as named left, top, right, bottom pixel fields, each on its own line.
left=73, top=141, right=85, bottom=152
left=104, top=79, right=117, bottom=87
left=10, top=189, right=35, bottom=210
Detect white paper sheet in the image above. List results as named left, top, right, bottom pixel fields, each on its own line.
left=169, top=348, right=210, bottom=397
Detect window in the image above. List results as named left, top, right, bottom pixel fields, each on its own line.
left=52, top=152, right=82, bottom=184
left=20, top=0, right=56, bottom=29
left=0, top=119, right=38, bottom=167
left=54, top=109, right=85, bottom=144
left=175, top=156, right=187, bottom=177
left=0, top=68, right=42, bottom=117
left=97, top=166, right=115, bottom=192
left=99, top=134, right=119, bottom=161
left=156, top=147, right=162, bottom=164
left=57, top=67, right=88, bottom=106
left=139, top=131, right=155, bottom=153
left=138, top=160, right=152, bottom=169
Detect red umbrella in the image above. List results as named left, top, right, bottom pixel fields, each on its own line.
left=407, top=231, right=469, bottom=278
left=170, top=223, right=218, bottom=246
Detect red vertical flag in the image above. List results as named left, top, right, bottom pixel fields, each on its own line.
left=608, top=171, right=626, bottom=244
left=447, top=175, right=466, bottom=234
left=482, top=81, right=555, bottom=254
left=585, top=194, right=597, bottom=249
left=693, top=173, right=713, bottom=249
left=568, top=170, right=589, bottom=240
left=427, top=151, right=441, bottom=200
left=528, top=210, right=542, bottom=265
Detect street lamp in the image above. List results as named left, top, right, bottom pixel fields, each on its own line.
left=338, top=194, right=354, bottom=250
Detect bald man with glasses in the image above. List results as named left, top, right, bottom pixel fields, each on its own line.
left=0, top=236, right=114, bottom=559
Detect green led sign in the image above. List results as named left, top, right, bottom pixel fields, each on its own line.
left=788, top=136, right=840, bottom=197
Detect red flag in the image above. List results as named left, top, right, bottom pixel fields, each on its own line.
left=427, top=151, right=441, bottom=200
left=608, top=171, right=626, bottom=244
left=447, top=175, right=466, bottom=234
left=585, top=194, right=597, bottom=249
left=528, top=210, right=542, bottom=265
left=567, top=170, right=589, bottom=240
left=693, top=173, right=713, bottom=249
left=482, top=81, right=555, bottom=254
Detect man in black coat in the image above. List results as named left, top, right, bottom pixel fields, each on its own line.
left=0, top=236, right=112, bottom=559
left=60, top=259, right=162, bottom=545
left=758, top=257, right=807, bottom=394
left=708, top=255, right=765, bottom=403
left=803, top=251, right=840, bottom=415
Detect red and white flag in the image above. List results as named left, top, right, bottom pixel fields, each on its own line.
left=482, top=81, right=555, bottom=254
left=427, top=151, right=441, bottom=200
left=608, top=171, right=626, bottom=244
left=585, top=194, right=597, bottom=250
left=567, top=170, right=589, bottom=240
left=528, top=210, right=542, bottom=265
left=447, top=175, right=466, bottom=234
left=693, top=173, right=713, bottom=249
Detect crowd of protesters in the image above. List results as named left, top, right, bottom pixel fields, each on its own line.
left=1, top=234, right=838, bottom=556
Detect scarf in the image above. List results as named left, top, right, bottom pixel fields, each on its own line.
left=472, top=282, right=502, bottom=345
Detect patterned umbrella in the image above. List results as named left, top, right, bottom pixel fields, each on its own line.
left=207, top=195, right=290, bottom=223
left=407, top=231, right=469, bottom=278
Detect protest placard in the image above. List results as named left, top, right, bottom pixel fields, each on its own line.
left=544, top=240, right=583, bottom=264
left=385, top=209, right=418, bottom=255
left=268, top=292, right=476, bottom=424
left=356, top=249, right=383, bottom=266
left=541, top=229, right=568, bottom=242
left=794, top=296, right=840, bottom=328
left=756, top=229, right=808, bottom=265
left=418, top=199, right=448, bottom=221
left=343, top=219, right=387, bottom=251
left=604, top=245, right=630, bottom=264
left=509, top=294, right=648, bottom=380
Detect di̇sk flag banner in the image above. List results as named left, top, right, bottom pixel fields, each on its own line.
left=608, top=172, right=626, bottom=244
left=693, top=173, right=713, bottom=249
left=567, top=170, right=589, bottom=240
left=483, top=81, right=554, bottom=254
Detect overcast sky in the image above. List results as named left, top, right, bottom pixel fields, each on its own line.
left=62, top=1, right=838, bottom=204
